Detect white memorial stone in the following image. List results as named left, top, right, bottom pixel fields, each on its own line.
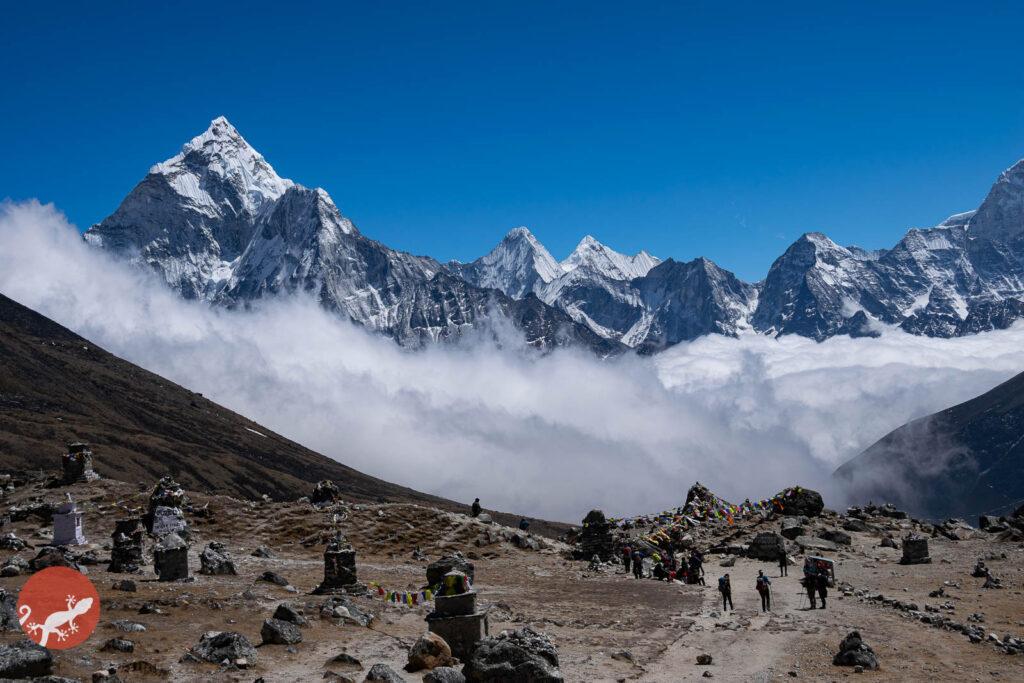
left=53, top=496, right=86, bottom=546
left=151, top=505, right=188, bottom=537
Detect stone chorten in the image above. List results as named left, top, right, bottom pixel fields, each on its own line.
left=109, top=518, right=145, bottom=573
left=427, top=569, right=489, bottom=659
left=145, top=476, right=189, bottom=533
left=573, top=510, right=614, bottom=561
left=52, top=494, right=86, bottom=546
left=153, top=532, right=190, bottom=581
left=900, top=535, right=931, bottom=565
left=61, top=443, right=100, bottom=484
left=313, top=532, right=365, bottom=595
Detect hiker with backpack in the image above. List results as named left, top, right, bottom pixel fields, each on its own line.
left=718, top=573, right=734, bottom=611
left=756, top=570, right=772, bottom=611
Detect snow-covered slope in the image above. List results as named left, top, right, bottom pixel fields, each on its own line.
left=448, top=227, right=562, bottom=298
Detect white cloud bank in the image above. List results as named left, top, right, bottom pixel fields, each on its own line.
left=3, top=200, right=1024, bottom=521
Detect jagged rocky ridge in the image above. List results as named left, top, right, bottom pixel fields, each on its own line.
left=84, top=118, right=621, bottom=355
left=86, top=117, right=1024, bottom=352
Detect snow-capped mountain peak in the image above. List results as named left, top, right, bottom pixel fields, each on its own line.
left=968, top=157, right=1024, bottom=242
left=151, top=116, right=293, bottom=217
left=447, top=226, right=562, bottom=298
left=561, top=235, right=660, bottom=281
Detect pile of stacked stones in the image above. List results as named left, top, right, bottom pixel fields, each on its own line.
left=572, top=510, right=615, bottom=561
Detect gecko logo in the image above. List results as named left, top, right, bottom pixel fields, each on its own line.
left=17, top=566, right=100, bottom=649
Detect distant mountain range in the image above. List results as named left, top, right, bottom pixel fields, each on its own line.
left=85, top=117, right=1024, bottom=352
left=836, top=368, right=1024, bottom=521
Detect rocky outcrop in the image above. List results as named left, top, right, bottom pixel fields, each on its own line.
left=463, top=627, right=563, bottom=682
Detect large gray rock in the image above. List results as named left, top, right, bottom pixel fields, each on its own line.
left=187, top=631, right=257, bottom=664
left=746, top=532, right=786, bottom=561
left=780, top=517, right=804, bottom=540
left=832, top=631, right=879, bottom=670
left=795, top=536, right=838, bottom=552
left=261, top=618, right=302, bottom=645
left=427, top=552, right=475, bottom=588
left=463, top=627, right=562, bottom=682
left=199, top=541, right=237, bottom=575
left=819, top=529, right=852, bottom=546
left=424, top=667, right=467, bottom=683
left=0, top=639, right=52, bottom=679
left=364, top=663, right=407, bottom=681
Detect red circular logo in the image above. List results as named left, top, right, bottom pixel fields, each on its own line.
left=17, top=567, right=100, bottom=649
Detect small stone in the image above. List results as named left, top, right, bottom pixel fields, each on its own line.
left=101, top=638, right=135, bottom=653
left=261, top=618, right=302, bottom=645
left=696, top=654, right=713, bottom=665
left=364, top=663, right=407, bottom=681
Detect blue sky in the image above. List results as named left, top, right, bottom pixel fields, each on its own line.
left=3, top=2, right=1024, bottom=280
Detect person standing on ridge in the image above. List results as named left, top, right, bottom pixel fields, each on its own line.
left=718, top=574, right=734, bottom=611
left=622, top=545, right=632, bottom=574
left=471, top=498, right=481, bottom=518
left=778, top=548, right=788, bottom=576
left=756, top=570, right=772, bottom=612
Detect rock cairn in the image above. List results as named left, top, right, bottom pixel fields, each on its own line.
left=310, top=480, right=341, bottom=507
left=899, top=535, right=931, bottom=565
left=313, top=533, right=364, bottom=594
left=153, top=532, right=189, bottom=581
left=108, top=518, right=144, bottom=573
left=573, top=510, right=614, bottom=561
left=832, top=631, right=879, bottom=670
left=145, top=476, right=188, bottom=533
left=426, top=552, right=475, bottom=588
left=61, top=443, right=99, bottom=484
left=427, top=569, right=489, bottom=659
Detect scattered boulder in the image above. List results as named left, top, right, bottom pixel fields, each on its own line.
left=252, top=545, right=274, bottom=558
left=112, top=579, right=137, bottom=592
left=186, top=631, right=257, bottom=665
left=696, top=654, right=713, bottom=665
left=476, top=513, right=493, bottom=525
left=1, top=555, right=28, bottom=577
left=0, top=532, right=27, bottom=551
left=29, top=546, right=80, bottom=572
left=0, top=639, right=53, bottom=679
left=405, top=632, right=457, bottom=672
left=842, top=518, right=872, bottom=533
left=101, top=638, right=135, bottom=653
left=199, top=541, right=237, bottom=575
left=880, top=536, right=899, bottom=549
left=427, top=552, right=476, bottom=588
left=273, top=603, right=308, bottom=626
left=832, top=631, right=879, bottom=670
left=423, top=667, right=466, bottom=683
left=364, top=663, right=407, bottom=681
left=0, top=589, right=20, bottom=632
left=463, top=627, right=562, bottom=682
left=746, top=532, right=786, bottom=561
left=259, top=571, right=291, bottom=587
left=261, top=618, right=302, bottom=645
left=795, top=536, right=838, bottom=552
left=819, top=530, right=851, bottom=546
left=320, top=596, right=374, bottom=627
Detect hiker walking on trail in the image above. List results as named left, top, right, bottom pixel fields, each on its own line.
left=802, top=558, right=817, bottom=609
left=689, top=550, right=706, bottom=586
left=718, top=573, right=734, bottom=611
left=756, top=570, right=772, bottom=612
left=622, top=545, right=632, bottom=574
left=778, top=548, right=788, bottom=576
left=815, top=572, right=829, bottom=609
left=471, top=498, right=481, bottom=517
left=632, top=549, right=644, bottom=579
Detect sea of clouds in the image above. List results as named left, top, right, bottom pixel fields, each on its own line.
left=3, top=200, right=1024, bottom=521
